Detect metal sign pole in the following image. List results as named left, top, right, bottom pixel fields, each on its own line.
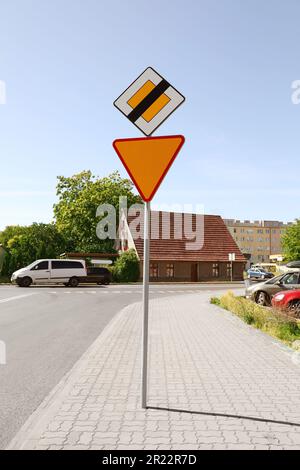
left=142, top=201, right=150, bottom=409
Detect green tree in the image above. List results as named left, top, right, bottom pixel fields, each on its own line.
left=282, top=219, right=300, bottom=261
left=0, top=225, right=29, bottom=246
left=53, top=171, right=141, bottom=252
left=112, top=249, right=140, bottom=283
left=1, top=223, right=68, bottom=275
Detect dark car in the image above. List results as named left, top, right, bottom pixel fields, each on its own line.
left=245, top=271, right=300, bottom=306
left=286, top=261, right=300, bottom=269
left=84, top=267, right=112, bottom=285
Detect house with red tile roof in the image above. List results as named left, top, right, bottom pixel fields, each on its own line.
left=119, top=210, right=246, bottom=282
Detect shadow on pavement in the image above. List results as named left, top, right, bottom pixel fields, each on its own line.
left=147, top=406, right=300, bottom=428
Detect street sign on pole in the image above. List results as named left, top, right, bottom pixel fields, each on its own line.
left=114, top=67, right=185, bottom=136
left=113, top=135, right=185, bottom=202
left=113, top=67, right=185, bottom=409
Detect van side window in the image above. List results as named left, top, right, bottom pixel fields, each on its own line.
left=51, top=261, right=83, bottom=269
left=31, top=261, right=49, bottom=271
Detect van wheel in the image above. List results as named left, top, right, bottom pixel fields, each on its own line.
left=21, top=277, right=32, bottom=288
left=69, top=277, right=79, bottom=288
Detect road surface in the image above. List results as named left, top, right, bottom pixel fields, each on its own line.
left=0, top=283, right=243, bottom=449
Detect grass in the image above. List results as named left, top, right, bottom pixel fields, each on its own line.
left=0, top=275, right=10, bottom=284
left=211, top=291, right=300, bottom=347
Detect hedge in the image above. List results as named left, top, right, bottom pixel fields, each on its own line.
left=112, top=249, right=140, bottom=283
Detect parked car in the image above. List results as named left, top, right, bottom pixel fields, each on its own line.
left=245, top=271, right=300, bottom=306
left=272, top=289, right=300, bottom=315
left=85, top=266, right=111, bottom=285
left=279, top=261, right=300, bottom=274
left=252, top=263, right=278, bottom=274
left=11, top=259, right=111, bottom=287
left=247, top=267, right=274, bottom=280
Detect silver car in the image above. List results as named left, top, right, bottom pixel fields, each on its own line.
left=245, top=271, right=300, bottom=306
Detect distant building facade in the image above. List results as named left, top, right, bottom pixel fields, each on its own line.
left=223, top=219, right=293, bottom=265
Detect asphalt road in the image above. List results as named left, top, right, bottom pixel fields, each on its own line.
left=0, top=283, right=243, bottom=449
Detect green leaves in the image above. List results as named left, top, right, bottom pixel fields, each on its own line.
left=0, top=223, right=68, bottom=275
left=282, top=219, right=300, bottom=262
left=53, top=171, right=141, bottom=252
left=112, top=249, right=140, bottom=283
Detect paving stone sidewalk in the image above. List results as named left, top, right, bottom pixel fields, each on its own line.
left=8, top=292, right=300, bottom=450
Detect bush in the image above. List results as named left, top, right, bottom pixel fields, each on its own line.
left=210, top=297, right=221, bottom=306
left=0, top=275, right=10, bottom=284
left=112, top=249, right=140, bottom=283
left=211, top=291, right=300, bottom=346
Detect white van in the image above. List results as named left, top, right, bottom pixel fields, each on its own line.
left=11, top=259, right=86, bottom=287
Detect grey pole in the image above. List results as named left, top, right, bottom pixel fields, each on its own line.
left=142, top=201, right=150, bottom=409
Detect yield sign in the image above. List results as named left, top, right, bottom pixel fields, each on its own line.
left=113, top=135, right=185, bottom=202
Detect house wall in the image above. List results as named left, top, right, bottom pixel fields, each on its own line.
left=139, top=260, right=245, bottom=282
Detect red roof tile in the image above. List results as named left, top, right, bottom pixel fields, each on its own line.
left=127, top=211, right=246, bottom=262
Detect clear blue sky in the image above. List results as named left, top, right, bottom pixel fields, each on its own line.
left=0, top=0, right=299, bottom=230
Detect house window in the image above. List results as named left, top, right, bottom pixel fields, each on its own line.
left=212, top=263, right=219, bottom=277
left=166, top=263, right=174, bottom=278
left=226, top=263, right=231, bottom=278
left=150, top=263, right=159, bottom=278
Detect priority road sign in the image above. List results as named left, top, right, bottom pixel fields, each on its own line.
left=114, top=67, right=185, bottom=136
left=113, top=135, right=185, bottom=202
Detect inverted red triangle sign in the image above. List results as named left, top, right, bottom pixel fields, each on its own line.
left=113, top=135, right=185, bottom=202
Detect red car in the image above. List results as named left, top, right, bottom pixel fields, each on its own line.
left=272, top=289, right=300, bottom=315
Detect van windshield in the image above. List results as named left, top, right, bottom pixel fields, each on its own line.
left=24, top=260, right=42, bottom=269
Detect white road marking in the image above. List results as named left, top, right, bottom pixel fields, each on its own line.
left=0, top=293, right=36, bottom=304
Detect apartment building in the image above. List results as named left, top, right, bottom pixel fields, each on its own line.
left=223, top=219, right=292, bottom=265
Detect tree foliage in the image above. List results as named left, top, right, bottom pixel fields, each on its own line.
left=282, top=219, right=300, bottom=262
left=53, top=171, right=141, bottom=252
left=0, top=225, right=28, bottom=247
left=1, top=223, right=68, bottom=275
left=112, top=249, right=140, bottom=283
